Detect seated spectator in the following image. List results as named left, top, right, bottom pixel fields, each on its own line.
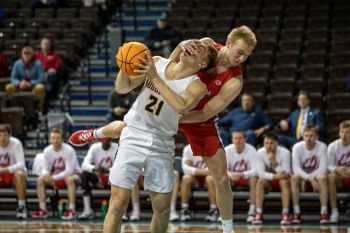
left=291, top=125, right=328, bottom=224
left=180, top=144, right=218, bottom=222
left=0, top=51, right=9, bottom=78
left=224, top=130, right=258, bottom=223
left=105, top=88, right=135, bottom=123
left=34, top=37, right=63, bottom=97
left=78, top=140, right=119, bottom=220
left=32, top=128, right=81, bottom=220
left=218, top=93, right=272, bottom=146
left=278, top=90, right=325, bottom=149
left=144, top=17, right=180, bottom=58
left=253, top=132, right=292, bottom=225
left=327, top=120, right=350, bottom=223
left=125, top=170, right=180, bottom=221
left=6, top=44, right=46, bottom=112
left=0, top=124, right=27, bottom=219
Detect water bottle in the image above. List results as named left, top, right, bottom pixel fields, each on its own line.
left=57, top=199, right=66, bottom=218
left=101, top=200, right=108, bottom=219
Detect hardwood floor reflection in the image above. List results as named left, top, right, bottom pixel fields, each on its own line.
left=0, top=221, right=348, bottom=233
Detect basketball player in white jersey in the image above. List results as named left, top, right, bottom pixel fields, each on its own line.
left=180, top=144, right=218, bottom=222
left=32, top=128, right=81, bottom=220
left=253, top=132, right=291, bottom=225
left=327, top=120, right=350, bottom=222
left=103, top=45, right=217, bottom=233
left=0, top=124, right=27, bottom=219
left=224, top=130, right=257, bottom=222
left=291, top=124, right=328, bottom=224
left=78, top=141, right=119, bottom=220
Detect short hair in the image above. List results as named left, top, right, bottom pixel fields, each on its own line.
left=303, top=124, right=318, bottom=134
left=241, top=92, right=254, bottom=100
left=50, top=127, right=64, bottom=138
left=200, top=45, right=218, bottom=71
left=339, top=120, right=350, bottom=130
left=0, top=124, right=12, bottom=134
left=297, top=90, right=310, bottom=100
left=263, top=131, right=278, bottom=141
left=227, top=25, right=257, bottom=50
left=232, top=130, right=247, bottom=138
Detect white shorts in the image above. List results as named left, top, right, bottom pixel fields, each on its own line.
left=109, top=127, right=175, bottom=193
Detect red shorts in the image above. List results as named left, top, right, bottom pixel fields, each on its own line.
left=196, top=177, right=206, bottom=188
left=269, top=180, right=280, bottom=191
left=179, top=122, right=223, bottom=157
left=0, top=173, right=14, bottom=187
left=99, top=174, right=109, bottom=188
left=54, top=179, right=66, bottom=189
left=343, top=177, right=350, bottom=186
left=233, top=178, right=248, bottom=187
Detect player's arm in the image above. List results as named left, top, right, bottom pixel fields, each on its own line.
left=115, top=70, right=146, bottom=94
left=180, top=76, right=243, bottom=123
left=169, top=38, right=212, bottom=62
left=136, top=56, right=207, bottom=114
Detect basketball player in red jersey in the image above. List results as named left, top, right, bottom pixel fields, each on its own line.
left=172, top=26, right=257, bottom=233
left=70, top=25, right=256, bottom=233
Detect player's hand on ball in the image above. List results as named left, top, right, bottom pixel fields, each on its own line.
left=134, top=54, right=158, bottom=79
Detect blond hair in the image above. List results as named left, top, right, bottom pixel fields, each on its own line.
left=339, top=120, right=350, bottom=130
left=227, top=25, right=257, bottom=49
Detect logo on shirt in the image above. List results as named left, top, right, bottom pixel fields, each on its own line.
left=52, top=157, right=65, bottom=174
left=302, top=155, right=318, bottom=173
left=0, top=153, right=10, bottom=167
left=338, top=152, right=350, bottom=167
left=98, top=157, right=113, bottom=170
left=231, top=160, right=247, bottom=172
left=194, top=160, right=206, bottom=169
left=205, top=90, right=211, bottom=96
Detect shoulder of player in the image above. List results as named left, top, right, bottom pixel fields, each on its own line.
left=9, top=136, right=22, bottom=147
left=277, top=146, right=291, bottom=156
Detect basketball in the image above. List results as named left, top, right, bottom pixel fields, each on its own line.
left=116, top=42, right=151, bottom=76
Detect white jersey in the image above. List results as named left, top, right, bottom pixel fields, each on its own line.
left=292, top=140, right=327, bottom=180
left=124, top=58, right=199, bottom=138
left=42, top=143, right=81, bottom=180
left=82, top=142, right=119, bottom=173
left=0, top=137, right=26, bottom=173
left=327, top=139, right=350, bottom=172
left=256, top=146, right=291, bottom=180
left=225, top=143, right=257, bottom=178
left=182, top=144, right=206, bottom=173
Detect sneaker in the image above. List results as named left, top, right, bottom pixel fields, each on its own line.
left=69, top=129, right=108, bottom=147
left=129, top=211, right=140, bottom=221
left=320, top=213, right=329, bottom=224
left=291, top=213, right=301, bottom=224
left=280, top=213, right=291, bottom=225
left=246, top=213, right=255, bottom=223
left=32, top=208, right=48, bottom=219
left=180, top=208, right=192, bottom=221
left=169, top=210, right=179, bottom=221
left=122, top=213, right=129, bottom=221
left=252, top=213, right=263, bottom=224
left=61, top=209, right=76, bottom=220
left=330, top=211, right=339, bottom=223
left=78, top=210, right=95, bottom=220
left=16, top=205, right=27, bottom=219
left=205, top=208, right=219, bottom=222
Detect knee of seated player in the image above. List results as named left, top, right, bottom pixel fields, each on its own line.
left=317, top=174, right=327, bottom=184
left=291, top=174, right=301, bottom=184
left=181, top=174, right=195, bottom=186
left=65, top=175, right=77, bottom=186
left=13, top=170, right=26, bottom=181
left=256, top=179, right=267, bottom=189
left=279, top=179, right=290, bottom=188
left=328, top=172, right=338, bottom=183
left=205, top=175, right=215, bottom=187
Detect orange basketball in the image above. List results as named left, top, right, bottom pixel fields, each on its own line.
left=116, top=42, right=151, bottom=76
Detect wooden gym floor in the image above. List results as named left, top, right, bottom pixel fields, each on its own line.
left=0, top=220, right=349, bottom=233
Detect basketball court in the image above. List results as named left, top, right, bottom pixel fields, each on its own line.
left=0, top=220, right=349, bottom=233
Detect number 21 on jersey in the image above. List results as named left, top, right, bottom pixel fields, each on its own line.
left=145, top=94, right=164, bottom=116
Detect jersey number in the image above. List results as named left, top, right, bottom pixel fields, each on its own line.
left=145, top=95, right=164, bottom=116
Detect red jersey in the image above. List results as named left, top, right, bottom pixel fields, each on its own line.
left=35, top=51, right=63, bottom=71
left=179, top=43, right=242, bottom=156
